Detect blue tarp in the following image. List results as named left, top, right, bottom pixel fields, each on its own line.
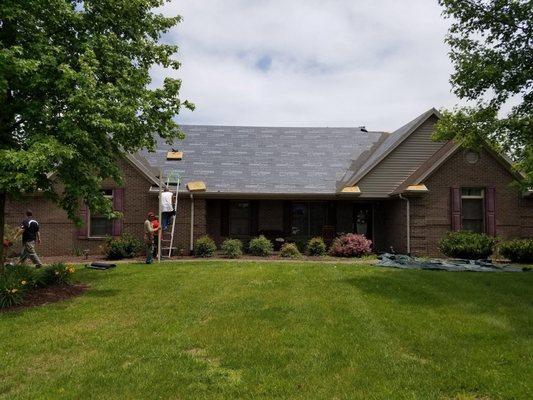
left=377, top=253, right=529, bottom=272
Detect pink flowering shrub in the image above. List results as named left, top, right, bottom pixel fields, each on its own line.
left=329, top=234, right=372, bottom=257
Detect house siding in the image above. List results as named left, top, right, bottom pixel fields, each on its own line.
left=358, top=115, right=445, bottom=197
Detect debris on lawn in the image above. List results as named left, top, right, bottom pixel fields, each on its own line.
left=377, top=253, right=529, bottom=272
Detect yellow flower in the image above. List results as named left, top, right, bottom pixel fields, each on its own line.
left=11, top=288, right=18, bottom=293
left=55, top=271, right=59, bottom=275
left=21, top=280, right=27, bottom=285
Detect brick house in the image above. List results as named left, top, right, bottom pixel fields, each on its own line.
left=5, top=108, right=532, bottom=257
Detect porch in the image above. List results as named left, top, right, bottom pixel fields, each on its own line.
left=205, top=198, right=407, bottom=253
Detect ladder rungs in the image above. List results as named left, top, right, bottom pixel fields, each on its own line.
left=161, top=247, right=178, bottom=250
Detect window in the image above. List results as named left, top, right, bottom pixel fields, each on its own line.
left=89, top=189, right=114, bottom=238
left=461, top=187, right=484, bottom=233
left=291, top=202, right=328, bottom=238
left=229, top=201, right=251, bottom=236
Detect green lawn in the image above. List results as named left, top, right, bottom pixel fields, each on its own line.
left=1, top=261, right=532, bottom=400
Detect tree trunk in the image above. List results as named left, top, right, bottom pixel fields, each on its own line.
left=0, top=192, right=5, bottom=270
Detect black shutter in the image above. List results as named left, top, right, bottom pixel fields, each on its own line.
left=220, top=200, right=230, bottom=237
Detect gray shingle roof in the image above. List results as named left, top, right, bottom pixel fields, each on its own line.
left=139, top=125, right=387, bottom=194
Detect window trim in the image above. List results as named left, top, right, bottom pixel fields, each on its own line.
left=460, top=187, right=485, bottom=233
left=87, top=190, right=115, bottom=239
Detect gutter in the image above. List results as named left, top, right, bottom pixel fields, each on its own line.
left=398, top=194, right=410, bottom=255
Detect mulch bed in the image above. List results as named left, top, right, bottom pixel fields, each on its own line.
left=1, top=283, right=89, bottom=313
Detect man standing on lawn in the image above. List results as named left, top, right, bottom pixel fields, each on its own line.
left=160, top=186, right=174, bottom=231
left=14, top=209, right=43, bottom=268
left=144, top=212, right=159, bottom=264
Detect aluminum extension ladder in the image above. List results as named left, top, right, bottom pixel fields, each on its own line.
left=160, top=170, right=181, bottom=259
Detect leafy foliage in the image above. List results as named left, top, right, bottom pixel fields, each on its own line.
left=104, top=233, right=142, bottom=260
left=0, top=272, right=25, bottom=308
left=0, top=0, right=194, bottom=262
left=436, top=1, right=532, bottom=188
left=248, top=235, right=273, bottom=257
left=280, top=243, right=301, bottom=259
left=438, top=231, right=495, bottom=260
left=329, top=234, right=372, bottom=258
left=306, top=237, right=327, bottom=256
left=221, top=238, right=243, bottom=259
left=498, top=239, right=533, bottom=263
left=37, top=263, right=76, bottom=287
left=194, top=236, right=217, bottom=258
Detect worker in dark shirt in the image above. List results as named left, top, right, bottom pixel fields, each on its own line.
left=14, top=209, right=43, bottom=268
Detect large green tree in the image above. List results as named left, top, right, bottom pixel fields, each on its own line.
left=0, top=0, right=193, bottom=263
left=435, top=0, right=532, bottom=188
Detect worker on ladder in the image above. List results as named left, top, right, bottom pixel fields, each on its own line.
left=160, top=186, right=175, bottom=231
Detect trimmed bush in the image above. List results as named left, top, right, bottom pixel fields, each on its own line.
left=104, top=234, right=142, bottom=260
left=329, top=234, right=372, bottom=257
left=221, top=239, right=243, bottom=259
left=280, top=243, right=301, bottom=258
left=249, top=235, right=273, bottom=256
left=498, top=239, right=533, bottom=263
left=306, top=237, right=327, bottom=256
left=438, top=231, right=495, bottom=260
left=38, top=263, right=75, bottom=286
left=194, top=235, right=217, bottom=258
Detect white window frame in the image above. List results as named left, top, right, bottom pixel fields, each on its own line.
left=88, top=189, right=114, bottom=238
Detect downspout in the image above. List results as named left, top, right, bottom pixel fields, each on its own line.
left=189, top=193, right=194, bottom=254
left=398, top=194, right=410, bottom=255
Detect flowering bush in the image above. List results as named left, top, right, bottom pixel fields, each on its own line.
left=221, top=238, right=243, bottom=259
left=0, top=273, right=26, bottom=308
left=38, top=263, right=75, bottom=286
left=306, top=237, right=327, bottom=256
left=329, top=234, right=372, bottom=257
left=280, top=243, right=301, bottom=258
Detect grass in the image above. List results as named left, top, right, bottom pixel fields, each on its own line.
left=0, top=261, right=532, bottom=400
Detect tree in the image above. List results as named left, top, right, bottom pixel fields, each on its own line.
left=434, top=0, right=532, bottom=188
left=0, top=0, right=194, bottom=264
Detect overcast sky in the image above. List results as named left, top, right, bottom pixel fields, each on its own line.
left=154, top=0, right=459, bottom=131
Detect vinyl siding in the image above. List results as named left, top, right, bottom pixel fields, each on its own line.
left=357, top=115, right=445, bottom=197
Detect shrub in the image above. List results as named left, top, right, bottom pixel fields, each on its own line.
left=221, top=239, right=243, bottom=259
left=4, top=264, right=38, bottom=289
left=438, top=231, right=495, bottom=260
left=38, top=263, right=75, bottom=286
left=104, top=234, right=142, bottom=260
left=280, top=243, right=301, bottom=258
left=498, top=239, right=533, bottom=263
left=249, top=235, right=273, bottom=256
left=306, top=237, right=327, bottom=256
left=0, top=273, right=25, bottom=308
left=194, top=235, right=217, bottom=257
left=329, top=234, right=372, bottom=257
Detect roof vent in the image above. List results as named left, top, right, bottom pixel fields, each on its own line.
left=166, top=149, right=183, bottom=160
left=359, top=126, right=368, bottom=133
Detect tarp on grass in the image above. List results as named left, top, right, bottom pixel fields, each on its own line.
left=377, top=253, right=529, bottom=272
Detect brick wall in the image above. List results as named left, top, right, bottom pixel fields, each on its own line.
left=5, top=158, right=207, bottom=257
left=409, top=148, right=532, bottom=256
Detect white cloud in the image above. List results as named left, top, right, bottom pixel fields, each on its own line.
left=154, top=0, right=459, bottom=131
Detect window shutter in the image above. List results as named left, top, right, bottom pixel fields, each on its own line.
left=77, top=203, right=88, bottom=239
left=450, top=187, right=461, bottom=231
left=485, top=187, right=496, bottom=236
left=220, top=200, right=230, bottom=237
left=112, top=188, right=124, bottom=236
